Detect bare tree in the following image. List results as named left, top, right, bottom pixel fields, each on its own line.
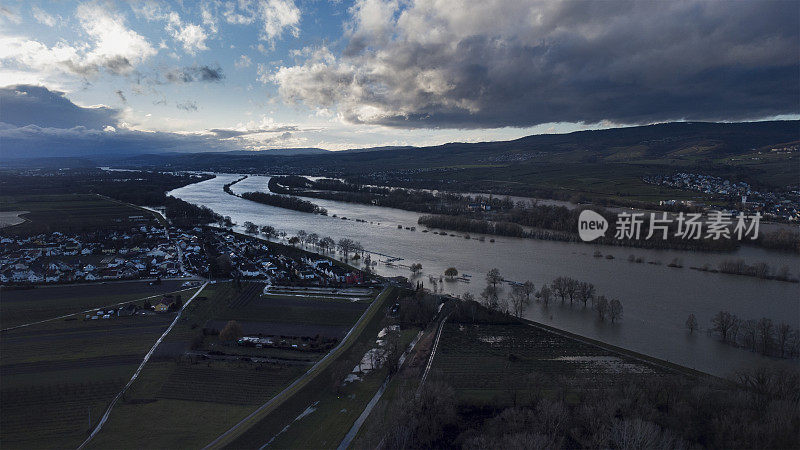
left=481, top=284, right=500, bottom=309
left=711, top=310, right=736, bottom=342
left=486, top=268, right=502, bottom=288
left=243, top=221, right=258, bottom=234
left=538, top=285, right=553, bottom=306
left=297, top=229, right=307, bottom=245
left=509, top=285, right=531, bottom=318
left=595, top=295, right=609, bottom=321
left=776, top=322, right=792, bottom=358
left=337, top=238, right=355, bottom=260
left=577, top=281, right=595, bottom=308
left=609, top=298, right=623, bottom=323
left=522, top=280, right=535, bottom=302
left=352, top=241, right=364, bottom=258
left=319, top=236, right=335, bottom=253
left=740, top=319, right=758, bottom=351
left=552, top=277, right=569, bottom=303
left=565, top=278, right=578, bottom=304
left=686, top=314, right=698, bottom=334
left=220, top=320, right=243, bottom=341
left=757, top=317, right=775, bottom=355
left=260, top=225, right=276, bottom=239
left=307, top=232, right=319, bottom=248
left=410, top=262, right=423, bottom=276
left=462, top=292, right=478, bottom=323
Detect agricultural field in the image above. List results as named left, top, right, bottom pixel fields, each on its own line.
left=430, top=322, right=669, bottom=404
left=0, top=280, right=191, bottom=329
left=0, top=311, right=180, bottom=448
left=86, top=281, right=378, bottom=448
left=185, top=282, right=372, bottom=363
left=0, top=193, right=159, bottom=236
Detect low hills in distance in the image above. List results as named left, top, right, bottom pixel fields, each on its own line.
left=5, top=120, right=797, bottom=194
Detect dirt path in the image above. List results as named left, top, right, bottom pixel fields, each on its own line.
left=76, top=282, right=209, bottom=450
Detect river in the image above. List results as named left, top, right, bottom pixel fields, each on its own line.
left=169, top=173, right=800, bottom=377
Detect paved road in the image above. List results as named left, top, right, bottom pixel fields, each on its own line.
left=204, top=285, right=393, bottom=450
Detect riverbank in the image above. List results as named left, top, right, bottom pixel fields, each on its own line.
left=168, top=174, right=800, bottom=377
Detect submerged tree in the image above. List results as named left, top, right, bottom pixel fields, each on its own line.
left=509, top=285, right=531, bottom=318
left=577, top=281, right=595, bottom=307
left=538, top=285, right=553, bottom=306
left=609, top=298, right=623, bottom=323
left=243, top=221, right=259, bottom=234
left=260, top=225, right=277, bottom=239
left=481, top=284, right=500, bottom=309
left=337, top=238, right=355, bottom=260
left=685, top=314, right=698, bottom=334
left=595, top=295, right=609, bottom=321
left=486, top=268, right=502, bottom=287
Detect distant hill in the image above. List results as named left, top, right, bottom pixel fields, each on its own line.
left=8, top=121, right=798, bottom=190
left=225, top=148, right=330, bottom=156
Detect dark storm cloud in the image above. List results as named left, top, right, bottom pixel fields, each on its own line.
left=273, top=0, right=799, bottom=128
left=0, top=122, right=234, bottom=159
left=0, top=85, right=119, bottom=129
left=164, top=64, right=225, bottom=83
left=0, top=85, right=231, bottom=159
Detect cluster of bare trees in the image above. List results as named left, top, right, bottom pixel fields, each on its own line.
left=473, top=271, right=623, bottom=323
left=707, top=310, right=799, bottom=358
left=717, top=259, right=794, bottom=281
left=538, top=276, right=623, bottom=323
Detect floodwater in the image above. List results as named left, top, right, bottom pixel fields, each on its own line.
left=170, top=174, right=800, bottom=377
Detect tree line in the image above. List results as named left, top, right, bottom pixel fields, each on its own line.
left=705, top=310, right=799, bottom=358
left=238, top=191, right=328, bottom=215
left=269, top=175, right=798, bottom=253
left=164, top=196, right=223, bottom=228
left=460, top=269, right=623, bottom=324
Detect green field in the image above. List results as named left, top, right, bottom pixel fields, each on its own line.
left=0, top=193, right=159, bottom=235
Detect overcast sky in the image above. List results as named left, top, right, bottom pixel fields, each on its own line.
left=0, top=0, right=797, bottom=157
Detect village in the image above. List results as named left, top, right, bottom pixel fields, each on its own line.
left=644, top=172, right=800, bottom=222
left=0, top=224, right=371, bottom=288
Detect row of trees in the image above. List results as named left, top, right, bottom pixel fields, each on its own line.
left=705, top=310, right=799, bottom=358
left=239, top=191, right=328, bottom=215
left=466, top=270, right=623, bottom=323
left=241, top=221, right=367, bottom=263
left=717, top=259, right=794, bottom=281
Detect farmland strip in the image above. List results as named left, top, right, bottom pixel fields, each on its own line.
left=76, top=282, right=208, bottom=450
